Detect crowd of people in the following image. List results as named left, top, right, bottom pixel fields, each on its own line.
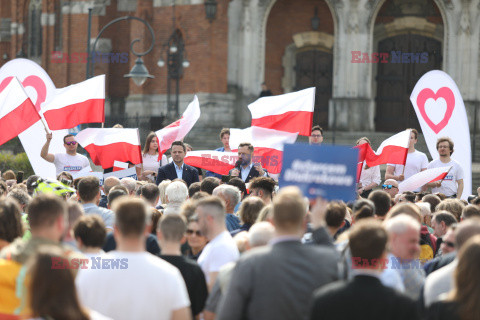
left=0, top=125, right=479, bottom=320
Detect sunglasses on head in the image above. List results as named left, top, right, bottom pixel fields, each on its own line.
left=443, top=241, right=455, bottom=248
left=382, top=184, right=397, bottom=190
left=186, top=229, right=202, bottom=236
left=65, top=141, right=77, bottom=146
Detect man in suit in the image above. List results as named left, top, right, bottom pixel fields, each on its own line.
left=216, top=186, right=338, bottom=320
left=156, top=140, right=199, bottom=187
left=230, top=142, right=267, bottom=183
left=310, top=219, right=420, bottom=320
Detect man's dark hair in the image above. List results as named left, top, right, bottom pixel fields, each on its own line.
left=402, top=191, right=416, bottom=203
left=26, top=175, right=40, bottom=195
left=462, top=205, right=480, bottom=220
left=108, top=188, right=128, bottom=207
left=249, top=177, right=276, bottom=197
left=349, top=219, right=388, bottom=263
left=200, top=177, right=221, bottom=195
left=140, top=183, right=160, bottom=204
left=423, top=194, right=442, bottom=212
left=219, top=128, right=230, bottom=139
left=191, top=191, right=209, bottom=201
left=436, top=136, right=454, bottom=155
left=27, top=194, right=66, bottom=229
left=325, top=201, right=347, bottom=229
left=171, top=140, right=186, bottom=152
left=77, top=176, right=100, bottom=202
left=113, top=198, right=149, bottom=237
left=0, top=180, right=7, bottom=197
left=63, top=134, right=75, bottom=144
left=73, top=215, right=106, bottom=248
left=368, top=190, right=391, bottom=217
left=311, top=125, right=323, bottom=135
left=353, top=199, right=376, bottom=221
left=188, top=182, right=201, bottom=198
left=238, top=142, right=254, bottom=153
left=434, top=211, right=458, bottom=226
left=158, top=213, right=187, bottom=242
left=0, top=198, right=24, bottom=242
left=227, top=177, right=247, bottom=197
left=409, top=128, right=419, bottom=140
left=415, top=191, right=430, bottom=202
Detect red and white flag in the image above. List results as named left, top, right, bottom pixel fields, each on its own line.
left=0, top=77, right=40, bottom=146
left=155, top=95, right=201, bottom=158
left=364, top=129, right=411, bottom=167
left=43, top=75, right=105, bottom=130
left=229, top=127, right=298, bottom=174
left=398, top=166, right=451, bottom=193
left=184, top=150, right=238, bottom=175
left=113, top=160, right=130, bottom=172
left=76, top=128, right=142, bottom=169
left=248, top=87, right=315, bottom=136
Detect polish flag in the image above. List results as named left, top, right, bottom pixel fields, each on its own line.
left=76, top=128, right=142, bottom=169
left=229, top=127, right=298, bottom=174
left=0, top=77, right=41, bottom=146
left=398, top=166, right=451, bottom=193
left=113, top=160, right=130, bottom=172
left=184, top=151, right=238, bottom=175
left=248, top=87, right=315, bottom=136
left=155, top=95, right=201, bottom=159
left=355, top=143, right=370, bottom=183
left=43, top=75, right=105, bottom=130
left=364, top=129, right=411, bottom=167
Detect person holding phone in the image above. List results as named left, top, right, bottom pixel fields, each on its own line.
left=230, top=142, right=268, bottom=183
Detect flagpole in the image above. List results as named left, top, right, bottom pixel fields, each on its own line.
left=40, top=117, right=51, bottom=134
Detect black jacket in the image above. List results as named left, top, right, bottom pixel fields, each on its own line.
left=156, top=162, right=199, bottom=186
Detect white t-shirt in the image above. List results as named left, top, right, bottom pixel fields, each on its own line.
left=197, top=230, right=240, bottom=283
left=53, top=153, right=90, bottom=175
left=427, top=158, right=464, bottom=196
left=359, top=163, right=381, bottom=189
left=76, top=251, right=190, bottom=320
left=136, top=153, right=168, bottom=181
left=388, top=150, right=428, bottom=180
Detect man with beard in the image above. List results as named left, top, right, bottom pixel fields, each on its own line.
left=230, top=142, right=268, bottom=183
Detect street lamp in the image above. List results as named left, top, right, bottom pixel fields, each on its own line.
left=86, top=9, right=155, bottom=86
left=157, top=5, right=189, bottom=119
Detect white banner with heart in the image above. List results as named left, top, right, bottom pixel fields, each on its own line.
left=0, top=59, right=68, bottom=178
left=410, top=70, right=471, bottom=199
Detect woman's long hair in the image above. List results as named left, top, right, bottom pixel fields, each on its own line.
left=142, top=132, right=159, bottom=156
left=449, top=235, right=480, bottom=320
left=28, top=246, right=90, bottom=320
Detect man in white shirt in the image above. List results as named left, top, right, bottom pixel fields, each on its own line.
left=196, top=196, right=240, bottom=290
left=426, top=137, right=464, bottom=199
left=385, top=129, right=428, bottom=184
left=76, top=197, right=191, bottom=320
left=41, top=132, right=90, bottom=175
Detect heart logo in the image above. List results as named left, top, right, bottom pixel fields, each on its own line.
left=416, top=87, right=455, bottom=134
left=0, top=75, right=47, bottom=112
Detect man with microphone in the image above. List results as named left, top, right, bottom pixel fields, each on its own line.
left=230, top=142, right=268, bottom=183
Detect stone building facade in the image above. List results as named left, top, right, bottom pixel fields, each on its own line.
left=1, top=0, right=480, bottom=148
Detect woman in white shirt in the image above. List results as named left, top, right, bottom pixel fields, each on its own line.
left=137, top=132, right=168, bottom=182
left=356, top=137, right=381, bottom=198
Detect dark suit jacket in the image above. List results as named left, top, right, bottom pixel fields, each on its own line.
left=229, top=164, right=267, bottom=183
left=310, top=275, right=420, bottom=320
left=156, top=162, right=199, bottom=187
left=217, top=240, right=338, bottom=320
left=426, top=301, right=460, bottom=320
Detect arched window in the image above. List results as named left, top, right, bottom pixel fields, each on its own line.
left=28, top=0, right=42, bottom=58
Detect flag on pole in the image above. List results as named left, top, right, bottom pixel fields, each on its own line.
left=184, top=151, right=238, bottom=175
left=155, top=95, right=201, bottom=159
left=229, top=127, right=298, bottom=174
left=398, top=166, right=451, bottom=193
left=363, top=129, right=411, bottom=167
left=76, top=128, right=142, bottom=169
left=248, top=87, right=315, bottom=136
left=354, top=143, right=370, bottom=183
left=43, top=75, right=105, bottom=130
left=0, top=77, right=41, bottom=146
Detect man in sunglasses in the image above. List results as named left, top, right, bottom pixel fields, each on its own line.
left=382, top=179, right=399, bottom=200
left=41, top=132, right=90, bottom=175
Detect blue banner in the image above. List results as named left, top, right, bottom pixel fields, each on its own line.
left=279, top=143, right=358, bottom=202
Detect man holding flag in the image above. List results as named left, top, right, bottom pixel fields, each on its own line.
left=41, top=132, right=90, bottom=175
left=425, top=137, right=464, bottom=199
